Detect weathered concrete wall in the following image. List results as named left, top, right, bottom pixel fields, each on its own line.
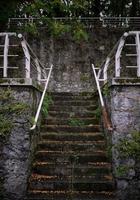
left=109, top=78, right=140, bottom=200
left=0, top=79, right=42, bottom=200
left=30, top=28, right=124, bottom=92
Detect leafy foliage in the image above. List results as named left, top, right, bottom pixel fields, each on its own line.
left=68, top=118, right=85, bottom=127
left=1, top=1, right=140, bottom=37
left=47, top=20, right=71, bottom=37
left=24, top=22, right=39, bottom=36
left=92, top=106, right=101, bottom=121
left=42, top=94, right=53, bottom=117
left=0, top=88, right=30, bottom=137
left=117, top=131, right=140, bottom=160
left=72, top=22, right=88, bottom=41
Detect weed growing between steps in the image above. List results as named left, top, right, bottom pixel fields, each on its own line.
left=92, top=106, right=101, bottom=121
left=0, top=88, right=30, bottom=138
left=42, top=94, right=53, bottom=117
left=68, top=118, right=85, bottom=127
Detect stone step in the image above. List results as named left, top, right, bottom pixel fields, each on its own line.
left=37, top=140, right=106, bottom=151
left=51, top=100, right=96, bottom=107
left=27, top=190, right=116, bottom=200
left=48, top=105, right=97, bottom=112
left=42, top=125, right=100, bottom=133
left=40, top=132, right=105, bottom=141
left=35, top=151, right=108, bottom=163
left=49, top=92, right=96, bottom=97
left=47, top=110, right=96, bottom=118
left=29, top=174, right=115, bottom=191
left=51, top=95, right=97, bottom=101
left=33, top=162, right=111, bottom=176
left=45, top=117, right=99, bottom=126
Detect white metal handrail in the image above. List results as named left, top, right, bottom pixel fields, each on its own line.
left=18, top=33, right=47, bottom=82
left=97, top=32, right=129, bottom=84
left=92, top=63, right=113, bottom=131
left=92, top=31, right=140, bottom=131
left=30, top=64, right=53, bottom=130
left=97, top=31, right=140, bottom=86
left=0, top=32, right=53, bottom=131
left=0, top=33, right=17, bottom=77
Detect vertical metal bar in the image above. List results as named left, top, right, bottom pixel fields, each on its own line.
left=3, top=34, right=9, bottom=77
left=135, top=33, right=140, bottom=77
left=92, top=64, right=105, bottom=107
left=103, top=57, right=110, bottom=82
left=35, top=58, right=41, bottom=83
left=115, top=32, right=128, bottom=77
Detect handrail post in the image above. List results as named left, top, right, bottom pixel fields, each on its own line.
left=3, top=34, right=9, bottom=77
left=18, top=34, right=31, bottom=78
left=35, top=58, right=41, bottom=84
left=92, top=64, right=104, bottom=107
left=135, top=32, right=140, bottom=77
left=115, top=32, right=128, bottom=77
left=103, top=57, right=110, bottom=82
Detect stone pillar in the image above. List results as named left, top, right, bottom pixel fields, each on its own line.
left=110, top=78, right=140, bottom=200
left=0, top=78, right=42, bottom=200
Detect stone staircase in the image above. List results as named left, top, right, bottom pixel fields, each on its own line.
left=27, top=92, right=116, bottom=200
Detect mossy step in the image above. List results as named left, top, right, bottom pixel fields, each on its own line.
left=40, top=132, right=105, bottom=141
left=33, top=161, right=111, bottom=168
left=35, top=151, right=108, bottom=163
left=42, top=125, right=100, bottom=133
left=45, top=117, right=99, bottom=126
left=33, top=163, right=111, bottom=176
left=48, top=105, right=98, bottom=112
left=51, top=100, right=96, bottom=106
left=27, top=190, right=115, bottom=200
left=47, top=111, right=97, bottom=118
left=49, top=92, right=96, bottom=97
left=29, top=174, right=114, bottom=191
left=37, top=140, right=106, bottom=151
left=50, top=95, right=98, bottom=101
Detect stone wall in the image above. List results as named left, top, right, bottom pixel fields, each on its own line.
left=109, top=78, right=140, bottom=200
left=0, top=79, right=42, bottom=200
left=30, top=28, right=124, bottom=92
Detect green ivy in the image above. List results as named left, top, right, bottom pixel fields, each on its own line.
left=0, top=88, right=30, bottom=137
left=115, top=165, right=131, bottom=177
left=116, top=131, right=140, bottom=160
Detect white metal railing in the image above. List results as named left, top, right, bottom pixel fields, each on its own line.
left=0, top=32, right=53, bottom=130
left=8, top=17, right=140, bottom=29
left=0, top=32, right=48, bottom=82
left=94, top=31, right=140, bottom=85
left=30, top=64, right=53, bottom=130
left=0, top=32, right=17, bottom=77
left=92, top=31, right=140, bottom=130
